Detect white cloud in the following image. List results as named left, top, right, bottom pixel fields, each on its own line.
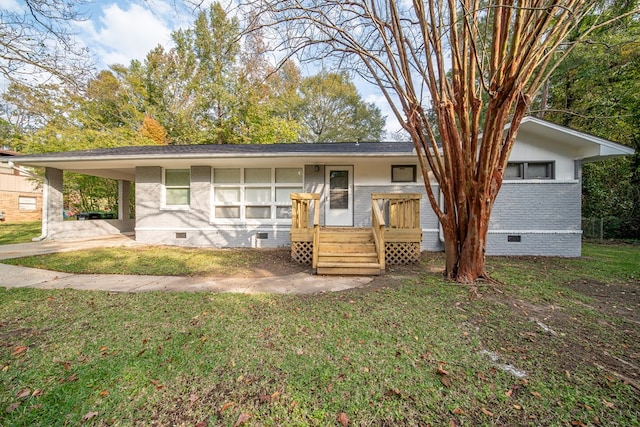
left=79, top=2, right=175, bottom=68
left=0, top=0, right=22, bottom=12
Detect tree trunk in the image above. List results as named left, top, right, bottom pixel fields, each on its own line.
left=457, top=202, right=490, bottom=283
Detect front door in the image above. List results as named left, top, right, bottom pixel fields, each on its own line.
left=325, top=166, right=353, bottom=226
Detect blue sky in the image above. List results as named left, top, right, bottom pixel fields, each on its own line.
left=76, top=0, right=188, bottom=69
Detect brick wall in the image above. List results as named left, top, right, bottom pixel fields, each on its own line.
left=487, top=181, right=582, bottom=256
left=0, top=191, right=42, bottom=222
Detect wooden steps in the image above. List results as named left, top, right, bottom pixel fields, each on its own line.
left=316, top=228, right=382, bottom=275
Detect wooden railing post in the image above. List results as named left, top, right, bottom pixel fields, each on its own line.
left=371, top=197, right=386, bottom=272
left=290, top=193, right=321, bottom=267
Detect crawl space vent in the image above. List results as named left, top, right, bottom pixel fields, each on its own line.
left=507, top=235, right=522, bottom=243
left=176, top=232, right=187, bottom=239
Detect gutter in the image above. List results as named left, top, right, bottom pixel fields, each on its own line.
left=8, top=161, right=48, bottom=241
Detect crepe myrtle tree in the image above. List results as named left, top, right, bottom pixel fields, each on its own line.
left=244, top=0, right=637, bottom=282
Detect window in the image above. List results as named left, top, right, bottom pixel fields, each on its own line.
left=504, top=162, right=554, bottom=180
left=213, top=167, right=303, bottom=220
left=19, top=196, right=37, bottom=211
left=164, top=169, right=190, bottom=207
left=391, top=165, right=417, bottom=182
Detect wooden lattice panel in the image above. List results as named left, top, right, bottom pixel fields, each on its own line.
left=385, top=242, right=420, bottom=265
left=291, top=241, right=313, bottom=265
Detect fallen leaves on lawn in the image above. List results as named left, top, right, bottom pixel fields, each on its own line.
left=233, top=412, right=252, bottom=427
left=82, top=411, right=99, bottom=422
left=481, top=407, right=494, bottom=417
left=5, top=402, right=21, bottom=413
left=16, top=388, right=31, bottom=399
left=11, top=346, right=28, bottom=357
left=258, top=394, right=271, bottom=404
left=219, top=402, right=234, bottom=413
left=437, top=362, right=452, bottom=387
left=337, top=412, right=350, bottom=426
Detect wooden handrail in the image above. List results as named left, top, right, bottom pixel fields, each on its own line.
left=371, top=193, right=422, bottom=229
left=371, top=198, right=386, bottom=271
left=290, top=193, right=321, bottom=269
left=290, top=193, right=320, bottom=231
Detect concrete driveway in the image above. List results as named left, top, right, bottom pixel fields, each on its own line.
left=0, top=235, right=372, bottom=294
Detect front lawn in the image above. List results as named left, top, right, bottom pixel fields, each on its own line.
left=1, top=245, right=306, bottom=277
left=1, top=243, right=638, bottom=426
left=0, top=221, right=41, bottom=245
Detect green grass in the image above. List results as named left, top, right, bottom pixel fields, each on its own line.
left=0, top=221, right=41, bottom=245
left=2, top=246, right=272, bottom=277
left=1, top=242, right=638, bottom=426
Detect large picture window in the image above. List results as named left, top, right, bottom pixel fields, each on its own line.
left=164, top=169, right=190, bottom=207
left=213, top=167, right=303, bottom=220
left=504, top=162, right=554, bottom=180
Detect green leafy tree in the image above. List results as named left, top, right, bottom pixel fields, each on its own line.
left=541, top=1, right=640, bottom=238
left=296, top=72, right=385, bottom=142
left=139, top=3, right=300, bottom=145
left=233, top=25, right=302, bottom=143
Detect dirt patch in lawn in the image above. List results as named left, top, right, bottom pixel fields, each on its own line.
left=566, top=278, right=640, bottom=324
left=244, top=248, right=310, bottom=277
left=477, top=278, right=640, bottom=392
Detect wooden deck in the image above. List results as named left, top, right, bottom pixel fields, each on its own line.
left=290, top=193, right=422, bottom=275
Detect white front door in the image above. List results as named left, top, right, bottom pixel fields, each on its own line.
left=325, top=165, right=353, bottom=226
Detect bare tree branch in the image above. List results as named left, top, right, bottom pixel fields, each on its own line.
left=0, top=0, right=94, bottom=87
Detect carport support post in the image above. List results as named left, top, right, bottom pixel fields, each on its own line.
left=44, top=167, right=64, bottom=238
left=118, top=180, right=131, bottom=220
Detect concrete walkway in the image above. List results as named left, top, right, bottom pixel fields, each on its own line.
left=0, top=235, right=372, bottom=294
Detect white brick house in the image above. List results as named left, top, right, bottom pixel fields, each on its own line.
left=2, top=117, right=634, bottom=256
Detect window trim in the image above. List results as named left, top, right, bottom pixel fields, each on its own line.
left=162, top=168, right=191, bottom=210
left=504, top=161, right=555, bottom=180
left=391, top=165, right=417, bottom=183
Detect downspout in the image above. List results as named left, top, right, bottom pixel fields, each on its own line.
left=8, top=161, right=48, bottom=241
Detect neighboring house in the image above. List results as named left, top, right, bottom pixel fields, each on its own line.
left=0, top=149, right=42, bottom=223
left=1, top=117, right=634, bottom=257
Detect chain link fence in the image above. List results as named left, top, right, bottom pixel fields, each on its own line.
left=582, top=217, right=637, bottom=240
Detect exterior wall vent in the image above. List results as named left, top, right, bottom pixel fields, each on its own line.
left=256, top=232, right=268, bottom=240
left=507, top=235, right=522, bottom=243
left=176, top=232, right=187, bottom=239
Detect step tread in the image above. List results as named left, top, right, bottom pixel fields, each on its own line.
left=316, top=261, right=382, bottom=268
left=318, top=251, right=378, bottom=257
left=316, top=267, right=382, bottom=276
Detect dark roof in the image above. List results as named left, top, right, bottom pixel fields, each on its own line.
left=9, top=142, right=414, bottom=161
